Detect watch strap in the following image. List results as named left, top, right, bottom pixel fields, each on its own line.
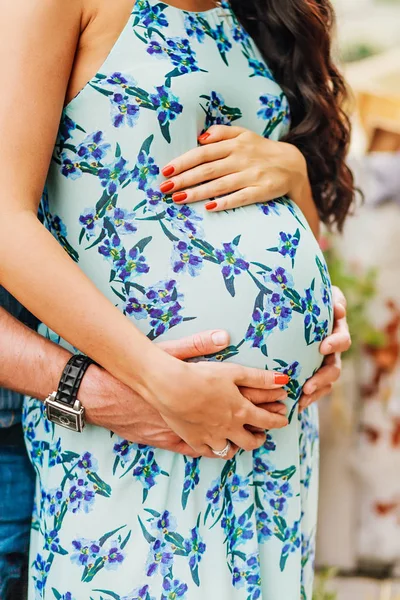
left=55, top=354, right=96, bottom=407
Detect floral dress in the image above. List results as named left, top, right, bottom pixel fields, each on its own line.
left=23, top=2, right=333, bottom=599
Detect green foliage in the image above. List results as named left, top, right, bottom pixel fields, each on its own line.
left=323, top=238, right=386, bottom=359
left=340, top=42, right=382, bottom=63
left=313, top=568, right=338, bottom=600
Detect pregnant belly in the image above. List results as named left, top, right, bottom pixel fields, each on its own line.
left=52, top=196, right=333, bottom=386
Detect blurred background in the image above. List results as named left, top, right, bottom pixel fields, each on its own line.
left=315, top=0, right=400, bottom=598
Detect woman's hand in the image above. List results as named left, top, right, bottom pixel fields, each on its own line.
left=299, top=286, right=351, bottom=412
left=144, top=352, right=289, bottom=459
left=160, top=124, right=319, bottom=235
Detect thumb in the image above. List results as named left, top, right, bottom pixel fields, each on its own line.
left=157, top=330, right=230, bottom=360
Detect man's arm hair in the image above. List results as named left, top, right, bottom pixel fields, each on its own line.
left=0, top=306, right=71, bottom=399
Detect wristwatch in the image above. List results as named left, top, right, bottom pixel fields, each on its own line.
left=44, top=354, right=96, bottom=432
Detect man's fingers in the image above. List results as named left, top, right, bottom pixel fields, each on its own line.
left=157, top=329, right=230, bottom=359
left=332, top=285, right=347, bottom=310
left=239, top=386, right=288, bottom=405
left=302, top=354, right=340, bottom=395
left=320, top=330, right=351, bottom=355
left=245, top=404, right=288, bottom=430
left=232, top=365, right=289, bottom=389
left=299, top=385, right=333, bottom=412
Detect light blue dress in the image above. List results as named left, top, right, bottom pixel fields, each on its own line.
left=24, top=2, right=333, bottom=599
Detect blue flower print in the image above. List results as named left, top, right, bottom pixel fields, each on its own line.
left=125, top=295, right=149, bottom=320
left=102, top=539, right=126, bottom=571
left=99, top=156, right=131, bottom=195
left=44, top=528, right=62, bottom=553
left=301, top=286, right=321, bottom=328
left=141, top=3, right=169, bottom=28
left=245, top=554, right=262, bottom=600
left=24, top=420, right=36, bottom=442
left=147, top=36, right=200, bottom=76
left=116, top=246, right=150, bottom=281
left=149, top=300, right=183, bottom=337
left=113, top=438, right=136, bottom=467
left=70, top=538, right=101, bottom=567
left=43, top=488, right=64, bottom=518
left=121, top=586, right=156, bottom=600
left=265, top=291, right=292, bottom=332
left=67, top=477, right=96, bottom=514
left=258, top=92, right=290, bottom=120
left=201, top=91, right=242, bottom=127
left=131, top=150, right=159, bottom=191
left=77, top=451, right=98, bottom=473
left=270, top=230, right=300, bottom=267
left=184, top=526, right=206, bottom=571
left=33, top=553, right=51, bottom=594
left=256, top=509, right=273, bottom=542
left=29, top=440, right=46, bottom=468
left=321, top=281, right=331, bottom=306
left=110, top=93, right=140, bottom=128
left=184, top=13, right=206, bottom=43
left=312, top=319, right=329, bottom=342
left=206, top=478, right=223, bottom=512
left=146, top=187, right=164, bottom=212
left=232, top=24, right=249, bottom=44
left=212, top=23, right=232, bottom=59
left=146, top=538, right=174, bottom=577
left=60, top=154, right=82, bottom=180
left=264, top=266, right=294, bottom=291
left=109, top=207, right=137, bottom=235
left=248, top=58, right=274, bottom=79
left=245, top=305, right=278, bottom=354
left=76, top=131, right=111, bottom=162
left=161, top=577, right=188, bottom=600
left=58, top=113, right=77, bottom=147
left=48, top=438, right=63, bottom=467
left=59, top=593, right=75, bottom=600
left=172, top=240, right=204, bottom=277
left=79, top=207, right=102, bottom=238
left=216, top=237, right=249, bottom=297
left=183, top=458, right=200, bottom=494
left=99, top=71, right=138, bottom=90
left=259, top=199, right=281, bottom=216
left=166, top=204, right=204, bottom=239
left=150, top=86, right=183, bottom=126
left=99, top=233, right=124, bottom=264
left=281, top=519, right=301, bottom=560
left=229, top=473, right=250, bottom=503
left=132, top=450, right=162, bottom=490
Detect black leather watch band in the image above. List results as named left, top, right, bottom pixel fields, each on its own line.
left=55, top=354, right=97, bottom=407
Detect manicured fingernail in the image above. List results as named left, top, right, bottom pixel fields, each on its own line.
left=162, top=165, right=175, bottom=177
left=211, top=330, right=229, bottom=346
left=205, top=201, right=217, bottom=211
left=198, top=132, right=210, bottom=142
left=274, top=373, right=289, bottom=385
left=172, top=192, right=187, bottom=203
left=160, top=180, right=174, bottom=193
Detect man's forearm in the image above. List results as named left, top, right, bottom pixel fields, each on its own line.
left=0, top=306, right=71, bottom=399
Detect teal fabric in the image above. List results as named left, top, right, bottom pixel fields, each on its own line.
left=24, top=2, right=333, bottom=598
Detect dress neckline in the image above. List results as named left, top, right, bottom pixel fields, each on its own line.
left=146, top=0, right=230, bottom=17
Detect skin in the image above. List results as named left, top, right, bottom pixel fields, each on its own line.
left=0, top=0, right=348, bottom=457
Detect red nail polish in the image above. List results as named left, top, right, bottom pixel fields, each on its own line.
left=160, top=180, right=174, bottom=193
left=274, top=373, right=289, bottom=385
left=172, top=192, right=187, bottom=203
left=198, top=132, right=211, bottom=143
left=205, top=201, right=217, bottom=211
left=162, top=165, right=175, bottom=177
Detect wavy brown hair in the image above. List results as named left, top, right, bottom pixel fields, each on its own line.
left=231, top=0, right=355, bottom=231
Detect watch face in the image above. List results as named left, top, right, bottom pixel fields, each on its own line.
left=45, top=398, right=84, bottom=432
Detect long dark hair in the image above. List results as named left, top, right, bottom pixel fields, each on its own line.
left=231, top=0, right=355, bottom=231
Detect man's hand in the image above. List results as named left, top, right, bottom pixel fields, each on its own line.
left=299, top=286, right=351, bottom=412
left=82, top=329, right=288, bottom=457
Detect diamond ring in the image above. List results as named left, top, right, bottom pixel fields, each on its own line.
left=211, top=441, right=231, bottom=458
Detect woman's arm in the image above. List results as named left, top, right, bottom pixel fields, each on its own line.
left=0, top=1, right=289, bottom=456
left=159, top=125, right=321, bottom=237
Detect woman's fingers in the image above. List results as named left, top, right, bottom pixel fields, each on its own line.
left=198, top=124, right=246, bottom=144
left=158, top=329, right=230, bottom=360
left=320, top=285, right=351, bottom=355
left=239, top=386, right=288, bottom=405
left=298, top=384, right=333, bottom=412
left=230, top=365, right=289, bottom=389
left=202, top=187, right=260, bottom=211
left=161, top=139, right=232, bottom=178
left=302, top=353, right=340, bottom=396
left=168, top=158, right=236, bottom=199
left=170, top=173, right=247, bottom=205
